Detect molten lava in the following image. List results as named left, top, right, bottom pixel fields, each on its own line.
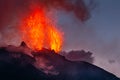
left=21, top=8, right=63, bottom=53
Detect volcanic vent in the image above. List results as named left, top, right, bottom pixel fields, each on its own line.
left=20, top=7, right=63, bottom=53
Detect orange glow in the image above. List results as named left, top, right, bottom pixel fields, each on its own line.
left=47, top=26, right=63, bottom=53
left=21, top=8, right=63, bottom=52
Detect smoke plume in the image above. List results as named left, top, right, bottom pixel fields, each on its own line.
left=0, top=0, right=91, bottom=45
left=60, top=50, right=94, bottom=63
left=0, top=0, right=90, bottom=28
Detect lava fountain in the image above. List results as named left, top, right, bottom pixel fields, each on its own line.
left=21, top=8, right=63, bottom=53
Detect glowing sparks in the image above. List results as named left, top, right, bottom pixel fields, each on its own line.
left=21, top=8, right=63, bottom=53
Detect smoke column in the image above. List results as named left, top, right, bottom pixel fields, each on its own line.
left=0, top=0, right=91, bottom=46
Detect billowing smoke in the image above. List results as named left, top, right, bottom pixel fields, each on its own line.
left=60, top=50, right=94, bottom=63
left=0, top=0, right=90, bottom=23
left=36, top=0, right=90, bottom=21
left=0, top=0, right=91, bottom=27
left=0, top=0, right=91, bottom=46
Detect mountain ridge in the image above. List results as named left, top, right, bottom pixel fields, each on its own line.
left=0, top=43, right=119, bottom=80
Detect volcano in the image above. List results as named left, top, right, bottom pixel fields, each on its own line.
left=0, top=42, right=119, bottom=80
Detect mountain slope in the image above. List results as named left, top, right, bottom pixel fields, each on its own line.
left=0, top=44, right=119, bottom=80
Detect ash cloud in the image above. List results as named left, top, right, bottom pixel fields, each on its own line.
left=0, top=0, right=92, bottom=46
left=37, top=0, right=91, bottom=21
left=60, top=50, right=94, bottom=63
left=0, top=0, right=91, bottom=28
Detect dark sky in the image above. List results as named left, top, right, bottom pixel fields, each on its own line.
left=89, top=0, right=120, bottom=76
left=58, top=0, right=120, bottom=76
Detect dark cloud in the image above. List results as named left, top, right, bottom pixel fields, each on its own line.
left=108, top=60, right=115, bottom=64
left=0, top=0, right=90, bottom=28
left=0, top=0, right=91, bottom=46
left=60, top=50, right=94, bottom=63
left=38, top=0, right=90, bottom=21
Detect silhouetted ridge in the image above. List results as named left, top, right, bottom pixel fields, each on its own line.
left=0, top=44, right=119, bottom=80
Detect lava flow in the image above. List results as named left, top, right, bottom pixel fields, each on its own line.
left=21, top=8, right=63, bottom=53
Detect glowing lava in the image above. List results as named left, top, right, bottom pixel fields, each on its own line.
left=21, top=8, right=63, bottom=53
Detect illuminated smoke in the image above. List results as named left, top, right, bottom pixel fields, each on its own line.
left=0, top=0, right=91, bottom=47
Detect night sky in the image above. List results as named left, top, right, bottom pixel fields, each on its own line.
left=0, top=0, right=120, bottom=77
left=58, top=0, right=120, bottom=77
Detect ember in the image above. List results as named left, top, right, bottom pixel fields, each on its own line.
left=21, top=8, right=63, bottom=53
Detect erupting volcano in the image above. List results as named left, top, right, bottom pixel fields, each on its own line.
left=21, top=8, right=63, bottom=53
left=0, top=0, right=120, bottom=80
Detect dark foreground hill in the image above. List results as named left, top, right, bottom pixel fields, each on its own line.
left=0, top=43, right=119, bottom=80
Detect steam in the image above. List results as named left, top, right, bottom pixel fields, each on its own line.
left=34, top=57, right=59, bottom=75
left=6, top=44, right=33, bottom=57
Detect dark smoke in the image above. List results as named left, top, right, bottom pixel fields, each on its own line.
left=37, top=0, right=90, bottom=21
left=0, top=0, right=90, bottom=45
left=0, top=0, right=90, bottom=27
left=60, top=50, right=94, bottom=63
left=0, top=0, right=91, bottom=46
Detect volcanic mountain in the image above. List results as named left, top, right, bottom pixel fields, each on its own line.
left=0, top=42, right=119, bottom=80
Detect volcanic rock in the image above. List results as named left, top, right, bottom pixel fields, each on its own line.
left=0, top=44, right=119, bottom=80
